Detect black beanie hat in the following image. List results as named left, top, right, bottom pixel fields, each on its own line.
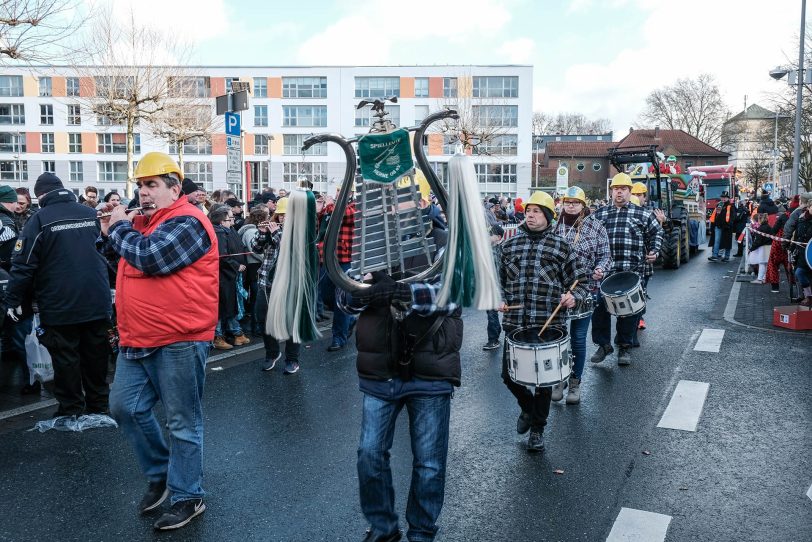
left=33, top=172, right=64, bottom=198
left=181, top=178, right=201, bottom=195
left=540, top=206, right=554, bottom=224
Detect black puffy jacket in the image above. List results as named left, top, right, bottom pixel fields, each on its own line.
left=5, top=189, right=111, bottom=326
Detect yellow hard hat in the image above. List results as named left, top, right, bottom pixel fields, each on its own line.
left=610, top=173, right=633, bottom=188
left=133, top=152, right=183, bottom=180
left=562, top=186, right=586, bottom=204
left=275, top=197, right=288, bottom=215
left=525, top=191, right=556, bottom=218
left=632, top=182, right=648, bottom=195
left=397, top=170, right=431, bottom=201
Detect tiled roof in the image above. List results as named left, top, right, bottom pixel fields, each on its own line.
left=727, top=104, right=775, bottom=122
left=545, top=141, right=616, bottom=158
left=616, top=129, right=727, bottom=156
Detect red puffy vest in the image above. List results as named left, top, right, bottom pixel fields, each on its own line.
left=116, top=197, right=219, bottom=348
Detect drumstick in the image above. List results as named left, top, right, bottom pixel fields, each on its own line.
left=538, top=280, right=580, bottom=337
left=504, top=304, right=523, bottom=310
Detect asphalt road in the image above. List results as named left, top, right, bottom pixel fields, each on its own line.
left=0, top=254, right=810, bottom=542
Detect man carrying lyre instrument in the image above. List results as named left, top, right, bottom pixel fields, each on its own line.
left=498, top=191, right=589, bottom=453
left=338, top=273, right=462, bottom=542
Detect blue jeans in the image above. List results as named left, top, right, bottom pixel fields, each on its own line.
left=796, top=266, right=811, bottom=288
left=215, top=317, right=242, bottom=337
left=358, top=393, right=451, bottom=542
left=569, top=314, right=590, bottom=380
left=110, top=341, right=208, bottom=504
left=320, top=263, right=356, bottom=345
left=713, top=226, right=730, bottom=258
left=486, top=310, right=501, bottom=342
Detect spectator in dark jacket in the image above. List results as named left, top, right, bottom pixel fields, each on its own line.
left=209, top=204, right=249, bottom=350
left=757, top=191, right=779, bottom=215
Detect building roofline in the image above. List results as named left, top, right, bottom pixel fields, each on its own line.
left=3, top=64, right=534, bottom=69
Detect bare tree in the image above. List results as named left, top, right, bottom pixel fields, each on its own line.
left=639, top=74, right=730, bottom=147
left=532, top=112, right=611, bottom=135
left=0, top=0, right=90, bottom=63
left=743, top=149, right=773, bottom=195
left=75, top=9, right=192, bottom=196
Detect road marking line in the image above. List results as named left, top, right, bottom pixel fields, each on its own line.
left=657, top=380, right=710, bottom=432
left=807, top=483, right=812, bottom=501
left=694, top=328, right=725, bottom=352
left=606, top=507, right=672, bottom=542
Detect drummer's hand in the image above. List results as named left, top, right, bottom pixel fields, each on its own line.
left=645, top=251, right=658, bottom=263
left=561, top=292, right=576, bottom=309
left=498, top=302, right=509, bottom=313
left=653, top=208, right=666, bottom=224
left=592, top=267, right=604, bottom=281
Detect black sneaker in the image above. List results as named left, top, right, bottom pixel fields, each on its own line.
left=516, top=412, right=531, bottom=435
left=482, top=340, right=500, bottom=351
left=363, top=527, right=402, bottom=541
left=707, top=256, right=719, bottom=262
left=526, top=430, right=545, bottom=453
left=617, top=346, right=631, bottom=366
left=138, top=480, right=168, bottom=514
left=261, top=352, right=281, bottom=371
left=283, top=360, right=300, bottom=375
left=153, top=498, right=206, bottom=530
left=590, top=344, right=614, bottom=364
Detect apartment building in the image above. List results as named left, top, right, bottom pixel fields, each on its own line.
left=0, top=65, right=533, bottom=200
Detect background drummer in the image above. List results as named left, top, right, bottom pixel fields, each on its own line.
left=590, top=173, right=663, bottom=366
left=552, top=187, right=611, bottom=405
left=498, top=191, right=589, bottom=453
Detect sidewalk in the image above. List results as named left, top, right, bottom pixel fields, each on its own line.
left=733, top=263, right=811, bottom=334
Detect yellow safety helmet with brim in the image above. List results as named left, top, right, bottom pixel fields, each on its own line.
left=275, top=197, right=288, bottom=215
left=632, top=181, right=648, bottom=195
left=133, top=152, right=184, bottom=181
left=562, top=186, right=587, bottom=204
left=610, top=172, right=634, bottom=188
left=525, top=191, right=556, bottom=218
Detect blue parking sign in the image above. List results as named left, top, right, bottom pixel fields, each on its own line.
left=225, top=112, right=240, bottom=136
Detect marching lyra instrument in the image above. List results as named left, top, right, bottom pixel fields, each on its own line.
left=304, top=102, right=459, bottom=293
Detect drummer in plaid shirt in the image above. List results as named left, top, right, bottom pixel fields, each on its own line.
left=590, top=173, right=663, bottom=366
left=497, top=191, right=589, bottom=453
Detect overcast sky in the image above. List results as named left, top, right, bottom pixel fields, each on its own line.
left=110, top=0, right=806, bottom=137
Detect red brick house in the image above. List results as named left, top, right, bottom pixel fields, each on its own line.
left=615, top=128, right=729, bottom=171
left=539, top=141, right=618, bottom=197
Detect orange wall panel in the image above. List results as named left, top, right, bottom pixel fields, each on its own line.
left=400, top=77, right=414, bottom=98
left=210, top=78, right=226, bottom=97
left=81, top=132, right=95, bottom=153
left=268, top=77, right=282, bottom=98
left=427, top=134, right=443, bottom=156
left=428, top=77, right=443, bottom=98
left=244, top=134, right=255, bottom=154
left=52, top=77, right=66, bottom=97
left=26, top=132, right=41, bottom=153
left=212, top=134, right=227, bottom=155
left=79, top=77, right=95, bottom=97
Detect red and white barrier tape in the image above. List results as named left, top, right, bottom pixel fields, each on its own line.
left=746, top=225, right=807, bottom=247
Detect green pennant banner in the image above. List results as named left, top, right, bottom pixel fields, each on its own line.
left=357, top=128, right=414, bottom=183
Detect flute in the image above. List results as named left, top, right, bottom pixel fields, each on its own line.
left=97, top=204, right=156, bottom=218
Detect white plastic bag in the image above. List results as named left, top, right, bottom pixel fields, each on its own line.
left=25, top=315, right=53, bottom=385
left=29, top=414, right=118, bottom=433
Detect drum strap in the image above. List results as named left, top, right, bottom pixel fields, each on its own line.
left=398, top=315, right=447, bottom=380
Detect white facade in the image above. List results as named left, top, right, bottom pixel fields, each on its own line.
left=0, top=65, right=533, bottom=200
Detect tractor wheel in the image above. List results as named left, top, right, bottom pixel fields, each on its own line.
left=661, top=228, right=681, bottom=269
left=680, top=221, right=690, bottom=264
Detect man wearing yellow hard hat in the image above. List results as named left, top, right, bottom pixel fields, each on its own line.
left=498, top=190, right=589, bottom=452
left=589, top=173, right=663, bottom=366
left=104, top=152, right=218, bottom=531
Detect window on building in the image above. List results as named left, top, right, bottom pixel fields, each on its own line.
left=283, top=105, right=327, bottom=127
left=224, top=77, right=240, bottom=91
left=0, top=76, right=23, bottom=97
left=38, top=77, right=52, bottom=97
left=430, top=162, right=448, bottom=187
left=41, top=133, right=54, bottom=153
left=472, top=105, right=518, bottom=127
left=40, top=104, right=53, bottom=125
left=254, top=134, right=269, bottom=155
left=0, top=160, right=26, bottom=181
left=576, top=136, right=582, bottom=141
left=254, top=105, right=268, bottom=127
left=355, top=105, right=399, bottom=127
left=67, top=104, right=81, bottom=125
left=592, top=162, right=602, bottom=171
left=282, top=77, right=327, bottom=98
left=96, top=113, right=122, bottom=126
left=472, top=76, right=518, bottom=98
left=95, top=76, right=134, bottom=99
left=475, top=163, right=517, bottom=184
left=69, top=161, right=83, bottom=182
left=98, top=133, right=139, bottom=153
left=42, top=160, right=55, bottom=173
left=254, top=77, right=267, bottom=98
left=443, top=78, right=457, bottom=98
left=473, top=134, right=518, bottom=156
left=704, top=160, right=714, bottom=166
left=0, top=133, right=25, bottom=152
left=559, top=161, right=569, bottom=169
left=282, top=134, right=327, bottom=155
left=282, top=162, right=327, bottom=185
left=98, top=161, right=128, bottom=182
left=576, top=162, right=585, bottom=171
left=168, top=76, right=210, bottom=98
left=442, top=134, right=459, bottom=155
left=684, top=161, right=694, bottom=168
left=247, top=161, right=269, bottom=194
left=414, top=105, right=429, bottom=124
left=168, top=136, right=211, bottom=155
left=414, top=78, right=429, bottom=97
left=67, top=77, right=80, bottom=97
left=0, top=104, right=24, bottom=124
left=183, top=161, right=213, bottom=191
left=354, top=77, right=400, bottom=98
left=68, top=133, right=82, bottom=153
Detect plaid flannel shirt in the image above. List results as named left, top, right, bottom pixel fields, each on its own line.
left=251, top=227, right=283, bottom=289
left=337, top=278, right=459, bottom=317
left=336, top=202, right=355, bottom=264
left=554, top=214, right=612, bottom=292
left=498, top=225, right=589, bottom=330
left=109, top=216, right=211, bottom=359
left=591, top=202, right=663, bottom=275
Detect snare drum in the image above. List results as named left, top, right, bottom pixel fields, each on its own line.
left=568, top=295, right=594, bottom=320
left=507, top=326, right=571, bottom=389
left=600, top=271, right=646, bottom=316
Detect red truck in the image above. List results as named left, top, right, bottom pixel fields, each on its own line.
left=686, top=165, right=738, bottom=221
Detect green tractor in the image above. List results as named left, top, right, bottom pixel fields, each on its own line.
left=608, top=146, right=690, bottom=269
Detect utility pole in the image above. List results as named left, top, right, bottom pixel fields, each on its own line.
left=792, top=0, right=807, bottom=195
